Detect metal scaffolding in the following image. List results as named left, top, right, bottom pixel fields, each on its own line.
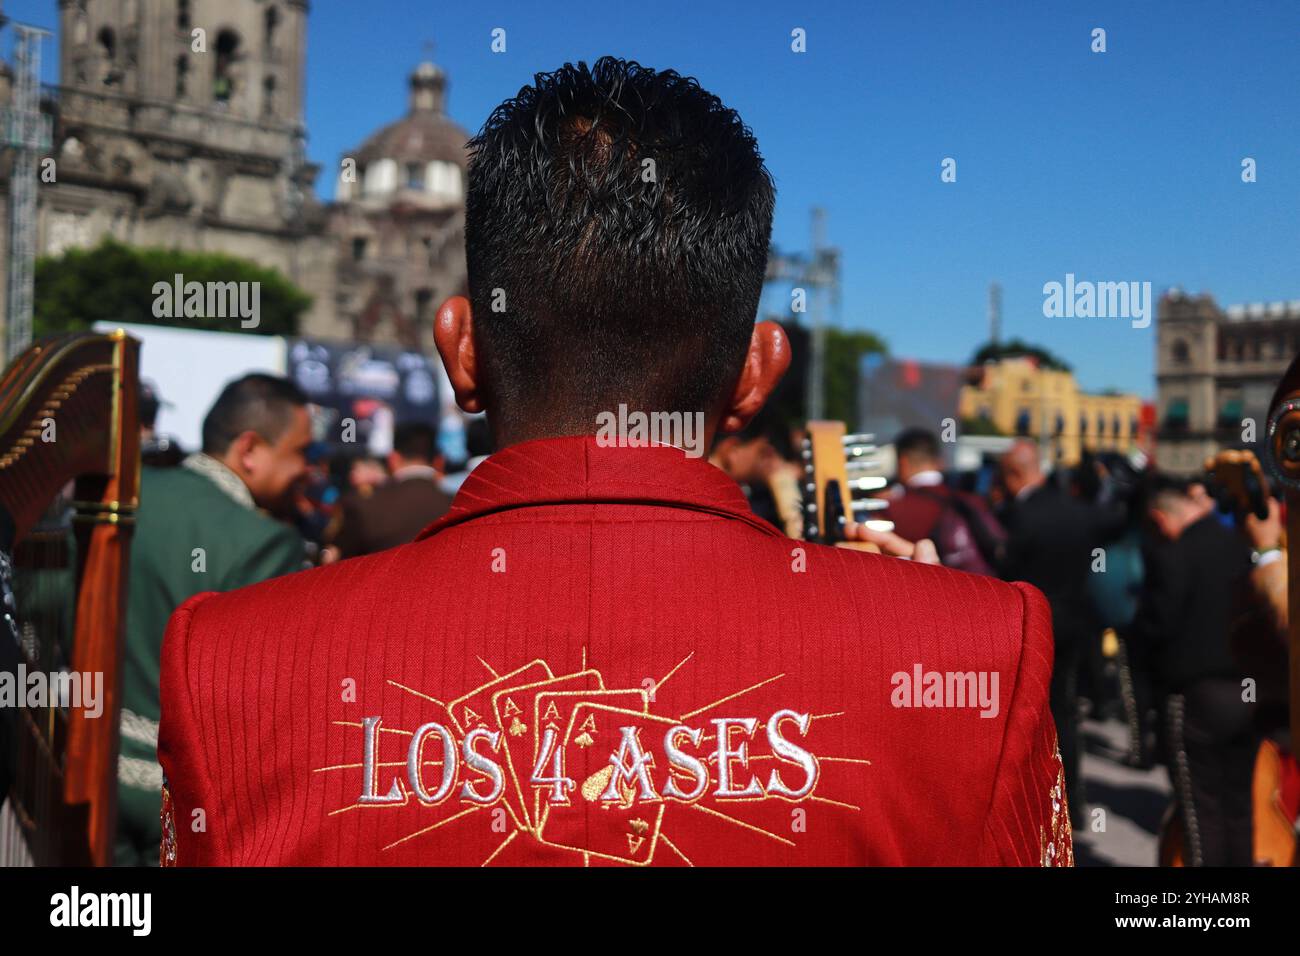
left=988, top=280, right=1002, bottom=347
left=2, top=21, right=52, bottom=361
left=765, top=207, right=841, bottom=420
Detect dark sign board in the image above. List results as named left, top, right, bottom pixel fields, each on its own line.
left=287, top=339, right=452, bottom=458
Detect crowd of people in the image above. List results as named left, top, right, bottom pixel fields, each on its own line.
left=97, top=58, right=1292, bottom=868
left=121, top=371, right=1292, bottom=867
left=118, top=374, right=489, bottom=863
left=714, top=417, right=1293, bottom=867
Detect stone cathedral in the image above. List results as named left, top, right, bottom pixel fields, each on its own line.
left=0, top=0, right=470, bottom=349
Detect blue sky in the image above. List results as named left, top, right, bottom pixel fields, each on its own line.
left=7, top=0, right=1298, bottom=397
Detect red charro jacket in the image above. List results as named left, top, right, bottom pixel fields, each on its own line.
left=157, top=435, right=1072, bottom=866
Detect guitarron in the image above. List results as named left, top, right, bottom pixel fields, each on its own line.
left=794, top=420, right=892, bottom=550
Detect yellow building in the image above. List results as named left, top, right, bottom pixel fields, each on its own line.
left=958, top=357, right=1142, bottom=465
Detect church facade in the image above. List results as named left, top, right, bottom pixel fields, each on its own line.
left=0, top=0, right=469, bottom=352
left=328, top=60, right=469, bottom=352
left=1156, top=289, right=1300, bottom=474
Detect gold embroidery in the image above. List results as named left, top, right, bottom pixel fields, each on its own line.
left=480, top=829, right=518, bottom=867
left=581, top=766, right=614, bottom=802
left=329, top=654, right=870, bottom=865
left=1040, top=743, right=1074, bottom=867
left=160, top=780, right=177, bottom=867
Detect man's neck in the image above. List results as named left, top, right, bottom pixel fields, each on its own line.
left=905, top=469, right=944, bottom=488
left=1015, top=476, right=1045, bottom=501
left=392, top=462, right=438, bottom=482
left=186, top=451, right=256, bottom=510
left=491, top=410, right=726, bottom=456
left=1183, top=504, right=1215, bottom=533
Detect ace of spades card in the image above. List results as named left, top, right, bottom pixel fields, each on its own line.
left=536, top=703, right=679, bottom=865
left=530, top=688, right=649, bottom=827
left=445, top=660, right=553, bottom=737
left=442, top=660, right=553, bottom=830
left=490, top=669, right=605, bottom=830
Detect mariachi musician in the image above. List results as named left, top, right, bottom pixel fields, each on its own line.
left=157, top=58, right=1071, bottom=866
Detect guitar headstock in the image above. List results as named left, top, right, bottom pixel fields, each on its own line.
left=799, top=420, right=893, bottom=549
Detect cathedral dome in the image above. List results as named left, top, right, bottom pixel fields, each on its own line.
left=341, top=61, right=469, bottom=205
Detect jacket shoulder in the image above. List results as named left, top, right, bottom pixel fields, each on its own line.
left=783, top=541, right=1060, bottom=862
left=142, top=467, right=286, bottom=538
left=979, top=579, right=1067, bottom=865
left=791, top=536, right=1038, bottom=627
left=157, top=590, right=223, bottom=865
left=182, top=537, right=410, bottom=620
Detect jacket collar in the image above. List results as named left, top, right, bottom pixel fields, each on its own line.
left=415, top=434, right=782, bottom=541
left=183, top=452, right=255, bottom=511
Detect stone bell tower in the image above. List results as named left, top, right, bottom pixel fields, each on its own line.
left=19, top=1, right=343, bottom=337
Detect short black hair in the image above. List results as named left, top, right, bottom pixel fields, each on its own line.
left=465, top=57, right=775, bottom=426
left=392, top=421, right=439, bottom=463
left=894, top=428, right=941, bottom=464
left=201, top=373, right=307, bottom=455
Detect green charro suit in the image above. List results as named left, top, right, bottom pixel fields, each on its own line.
left=115, top=456, right=304, bottom=865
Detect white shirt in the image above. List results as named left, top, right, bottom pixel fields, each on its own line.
left=391, top=464, right=438, bottom=483
left=906, top=469, right=945, bottom=488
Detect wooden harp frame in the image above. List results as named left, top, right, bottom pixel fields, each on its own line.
left=0, top=330, right=139, bottom=866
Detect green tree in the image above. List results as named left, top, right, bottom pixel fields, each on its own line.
left=34, top=238, right=312, bottom=338
left=959, top=415, right=1006, bottom=436
left=756, top=321, right=887, bottom=440
left=970, top=337, right=1072, bottom=373
left=823, top=327, right=888, bottom=429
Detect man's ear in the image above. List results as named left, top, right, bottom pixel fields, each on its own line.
left=717, top=320, right=790, bottom=435
left=433, top=296, right=484, bottom=414
left=224, top=430, right=262, bottom=476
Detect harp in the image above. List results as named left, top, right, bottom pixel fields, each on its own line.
left=0, top=330, right=139, bottom=866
